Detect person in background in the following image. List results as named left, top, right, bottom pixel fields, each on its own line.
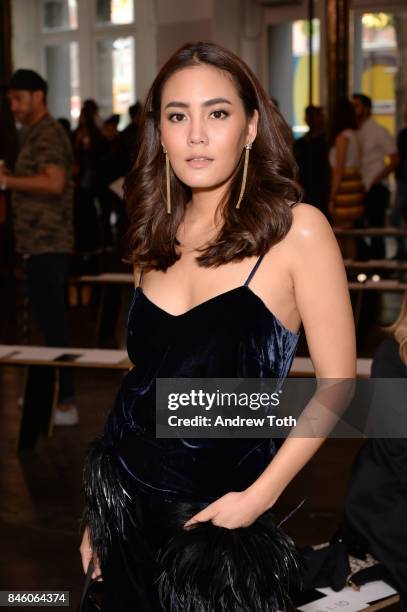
left=72, top=100, right=108, bottom=250
left=0, top=69, right=78, bottom=426
left=99, top=114, right=126, bottom=249
left=293, top=105, right=331, bottom=216
left=72, top=100, right=107, bottom=194
left=392, top=102, right=407, bottom=259
left=329, top=100, right=360, bottom=207
left=58, top=117, right=72, bottom=140
left=328, top=99, right=364, bottom=258
left=120, top=101, right=142, bottom=174
left=353, top=93, right=399, bottom=259
left=82, top=98, right=103, bottom=130
left=341, top=290, right=407, bottom=610
left=103, top=114, right=120, bottom=143
left=0, top=86, right=18, bottom=285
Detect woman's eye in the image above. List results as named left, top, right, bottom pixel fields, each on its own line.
left=168, top=113, right=185, bottom=122
left=210, top=110, right=229, bottom=119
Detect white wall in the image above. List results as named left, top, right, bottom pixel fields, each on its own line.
left=156, top=20, right=213, bottom=69
left=154, top=0, right=214, bottom=70
left=135, top=0, right=157, bottom=99
left=150, top=0, right=266, bottom=82
left=264, top=0, right=327, bottom=110
left=11, top=0, right=42, bottom=74
left=212, top=0, right=241, bottom=55
left=9, top=0, right=273, bottom=108
left=156, top=0, right=214, bottom=24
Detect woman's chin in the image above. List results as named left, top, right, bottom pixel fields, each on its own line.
left=181, top=175, right=232, bottom=193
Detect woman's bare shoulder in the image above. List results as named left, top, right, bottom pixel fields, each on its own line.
left=289, top=202, right=334, bottom=243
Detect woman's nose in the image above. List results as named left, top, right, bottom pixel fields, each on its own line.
left=188, top=118, right=208, bottom=145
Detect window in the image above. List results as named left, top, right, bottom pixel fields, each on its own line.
left=353, top=12, right=397, bottom=134
left=292, top=19, right=320, bottom=138
left=95, top=0, right=134, bottom=25
left=42, top=0, right=78, bottom=31
left=45, top=42, right=80, bottom=121
left=268, top=17, right=321, bottom=138
left=96, top=36, right=135, bottom=122
left=352, top=9, right=407, bottom=135
left=27, top=0, right=136, bottom=126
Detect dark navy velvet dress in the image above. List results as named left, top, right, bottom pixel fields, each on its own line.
left=82, top=253, right=301, bottom=611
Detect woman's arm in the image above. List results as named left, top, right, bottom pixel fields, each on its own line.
left=245, top=204, right=356, bottom=510
left=184, top=205, right=356, bottom=529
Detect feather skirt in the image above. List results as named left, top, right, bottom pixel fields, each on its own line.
left=80, top=436, right=303, bottom=611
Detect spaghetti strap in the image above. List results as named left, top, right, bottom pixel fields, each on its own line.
left=243, top=254, right=265, bottom=287
left=138, top=269, right=143, bottom=287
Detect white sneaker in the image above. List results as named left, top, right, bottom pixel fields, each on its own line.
left=54, top=404, right=79, bottom=426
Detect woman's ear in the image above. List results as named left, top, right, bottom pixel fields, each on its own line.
left=247, top=109, right=259, bottom=146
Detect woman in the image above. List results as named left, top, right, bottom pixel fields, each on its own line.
left=79, top=42, right=356, bottom=611
left=342, top=291, right=407, bottom=609
left=328, top=99, right=364, bottom=258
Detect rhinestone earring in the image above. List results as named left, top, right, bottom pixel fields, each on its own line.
left=236, top=142, right=252, bottom=209
left=163, top=146, right=171, bottom=214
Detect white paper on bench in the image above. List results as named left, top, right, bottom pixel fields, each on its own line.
left=75, top=349, right=128, bottom=364
left=98, top=273, right=133, bottom=283
left=7, top=347, right=70, bottom=361
left=0, top=345, right=20, bottom=358
left=297, top=591, right=367, bottom=612
left=291, top=357, right=372, bottom=377
left=316, top=581, right=397, bottom=605
left=78, top=273, right=133, bottom=283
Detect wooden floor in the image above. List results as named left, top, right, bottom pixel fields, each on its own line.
left=0, top=285, right=404, bottom=610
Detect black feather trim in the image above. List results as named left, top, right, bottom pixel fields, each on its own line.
left=80, top=435, right=140, bottom=568
left=154, top=503, right=303, bottom=612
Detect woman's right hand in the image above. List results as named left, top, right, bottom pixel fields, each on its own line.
left=79, top=525, right=103, bottom=581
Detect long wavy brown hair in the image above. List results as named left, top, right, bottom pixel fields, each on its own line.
left=385, top=291, right=407, bottom=366
left=124, top=41, right=302, bottom=271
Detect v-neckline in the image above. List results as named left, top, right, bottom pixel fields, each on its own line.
left=135, top=285, right=300, bottom=338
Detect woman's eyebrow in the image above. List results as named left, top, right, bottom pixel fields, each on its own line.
left=164, top=97, right=233, bottom=110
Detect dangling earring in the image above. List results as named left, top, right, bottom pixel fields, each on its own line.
left=163, top=147, right=171, bottom=214
left=235, top=142, right=252, bottom=209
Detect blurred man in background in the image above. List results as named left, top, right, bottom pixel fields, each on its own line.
left=353, top=93, right=399, bottom=259
left=293, top=105, right=331, bottom=217
left=0, top=69, right=78, bottom=426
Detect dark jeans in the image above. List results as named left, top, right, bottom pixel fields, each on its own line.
left=358, top=184, right=390, bottom=259
left=25, top=253, right=75, bottom=403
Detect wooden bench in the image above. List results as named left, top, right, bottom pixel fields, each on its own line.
left=70, top=273, right=407, bottom=293
left=291, top=357, right=372, bottom=378
left=71, top=273, right=133, bottom=285
left=69, top=273, right=406, bottom=345
left=344, top=259, right=407, bottom=271
left=0, top=345, right=130, bottom=452
left=334, top=227, right=407, bottom=238
left=348, top=280, right=407, bottom=291
left=1, top=345, right=372, bottom=452
left=69, top=273, right=134, bottom=344
left=345, top=280, right=407, bottom=330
